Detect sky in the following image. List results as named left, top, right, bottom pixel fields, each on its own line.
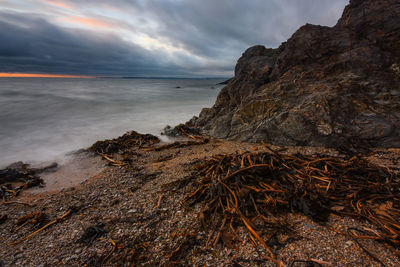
left=0, top=0, right=348, bottom=77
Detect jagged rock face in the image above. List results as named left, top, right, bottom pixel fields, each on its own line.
left=187, top=0, right=400, bottom=148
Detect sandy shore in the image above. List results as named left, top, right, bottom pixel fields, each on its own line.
left=1, top=135, right=400, bottom=266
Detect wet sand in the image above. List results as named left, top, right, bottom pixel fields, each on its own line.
left=27, top=152, right=106, bottom=194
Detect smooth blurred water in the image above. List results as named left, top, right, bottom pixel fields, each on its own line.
left=0, top=78, right=223, bottom=167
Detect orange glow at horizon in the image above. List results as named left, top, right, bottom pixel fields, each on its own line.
left=0, top=73, right=95, bottom=78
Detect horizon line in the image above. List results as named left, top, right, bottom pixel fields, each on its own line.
left=0, top=73, right=96, bottom=78
left=0, top=73, right=230, bottom=79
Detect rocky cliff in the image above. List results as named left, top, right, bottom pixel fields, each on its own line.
left=185, top=0, right=400, bottom=148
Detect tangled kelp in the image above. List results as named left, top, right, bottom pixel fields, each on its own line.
left=184, top=146, right=400, bottom=264
left=10, top=208, right=77, bottom=246
left=142, top=139, right=209, bottom=152
left=90, top=130, right=209, bottom=166
left=142, top=125, right=208, bottom=152
left=163, top=124, right=203, bottom=140
left=78, top=223, right=109, bottom=245
left=0, top=162, right=54, bottom=199
left=84, top=233, right=153, bottom=266
left=89, top=131, right=160, bottom=155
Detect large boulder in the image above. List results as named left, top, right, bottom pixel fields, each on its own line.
left=186, top=0, right=400, bottom=149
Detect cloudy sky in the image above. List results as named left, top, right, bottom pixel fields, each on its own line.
left=0, top=0, right=348, bottom=77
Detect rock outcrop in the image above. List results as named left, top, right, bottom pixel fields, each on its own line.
left=186, top=0, right=400, bottom=148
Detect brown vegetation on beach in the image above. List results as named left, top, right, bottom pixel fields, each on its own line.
left=1, top=131, right=400, bottom=266
left=1, top=0, right=400, bottom=265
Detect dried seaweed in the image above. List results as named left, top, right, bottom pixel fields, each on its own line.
left=89, top=131, right=160, bottom=155
left=88, top=233, right=154, bottom=266
left=16, top=211, right=48, bottom=231
left=90, top=130, right=210, bottom=171
left=141, top=138, right=209, bottom=152
left=11, top=208, right=75, bottom=246
left=163, top=124, right=203, bottom=139
left=166, top=229, right=201, bottom=262
left=184, top=147, right=400, bottom=263
left=347, top=227, right=387, bottom=266
left=78, top=223, right=109, bottom=245
left=0, top=214, right=7, bottom=225
left=0, top=162, right=53, bottom=199
left=289, top=259, right=323, bottom=267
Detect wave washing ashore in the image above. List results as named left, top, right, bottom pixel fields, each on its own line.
left=0, top=78, right=223, bottom=167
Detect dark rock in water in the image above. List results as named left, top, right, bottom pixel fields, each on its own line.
left=184, top=0, right=400, bottom=149
left=34, top=162, right=58, bottom=173
left=0, top=162, right=49, bottom=198
left=176, top=86, right=181, bottom=88
left=162, top=124, right=201, bottom=137
left=217, top=78, right=234, bottom=85
left=162, top=125, right=175, bottom=136
left=0, top=161, right=49, bottom=184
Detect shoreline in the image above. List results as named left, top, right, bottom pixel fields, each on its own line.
left=1, top=131, right=400, bottom=266
left=1, top=0, right=399, bottom=265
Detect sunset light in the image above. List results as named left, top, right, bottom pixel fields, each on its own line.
left=42, top=0, right=72, bottom=9
left=2, top=1, right=397, bottom=265
left=61, top=16, right=112, bottom=29
left=0, top=73, right=95, bottom=78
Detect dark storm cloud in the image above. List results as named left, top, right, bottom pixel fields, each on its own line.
left=137, top=0, right=348, bottom=59
left=0, top=0, right=348, bottom=76
left=0, top=11, right=186, bottom=76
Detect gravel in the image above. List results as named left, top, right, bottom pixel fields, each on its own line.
left=0, top=139, right=399, bottom=266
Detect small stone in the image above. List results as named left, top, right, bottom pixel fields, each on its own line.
left=304, top=223, right=315, bottom=230
left=390, top=63, right=400, bottom=74
left=317, top=122, right=333, bottom=136
left=64, top=255, right=78, bottom=262
left=75, top=248, right=82, bottom=254
left=345, top=240, right=354, bottom=248
left=15, top=253, right=24, bottom=260
left=0, top=214, right=7, bottom=224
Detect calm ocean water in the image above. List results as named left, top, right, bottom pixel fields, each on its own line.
left=0, top=78, right=223, bottom=167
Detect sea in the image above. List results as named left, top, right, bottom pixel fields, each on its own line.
left=0, top=78, right=224, bottom=168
